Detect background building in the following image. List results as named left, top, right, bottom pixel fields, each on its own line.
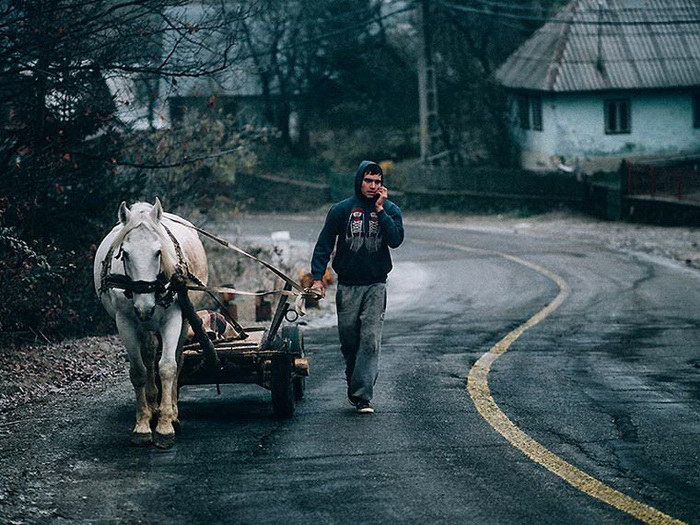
left=495, top=0, right=700, bottom=174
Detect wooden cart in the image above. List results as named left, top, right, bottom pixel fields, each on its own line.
left=178, top=283, right=309, bottom=418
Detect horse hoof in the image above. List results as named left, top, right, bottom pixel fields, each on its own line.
left=172, top=419, right=181, bottom=432
left=154, top=432, right=175, bottom=449
left=131, top=432, right=153, bottom=447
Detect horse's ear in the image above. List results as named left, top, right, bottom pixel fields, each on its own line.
left=118, top=201, right=130, bottom=225
left=151, top=197, right=163, bottom=223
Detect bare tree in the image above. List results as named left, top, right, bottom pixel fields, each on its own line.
left=237, top=0, right=409, bottom=155
left=0, top=0, right=252, bottom=340
left=0, top=0, right=251, bottom=234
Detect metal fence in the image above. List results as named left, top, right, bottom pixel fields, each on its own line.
left=626, top=161, right=700, bottom=205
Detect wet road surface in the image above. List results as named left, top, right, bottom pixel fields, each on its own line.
left=2, top=215, right=699, bottom=524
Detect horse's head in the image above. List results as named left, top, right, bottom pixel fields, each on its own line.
left=116, top=198, right=171, bottom=322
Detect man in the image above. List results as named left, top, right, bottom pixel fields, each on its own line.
left=310, top=160, right=404, bottom=414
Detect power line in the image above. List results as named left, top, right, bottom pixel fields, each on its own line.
left=240, top=3, right=390, bottom=30
left=438, top=0, right=700, bottom=25
left=469, top=0, right=699, bottom=14
left=239, top=2, right=417, bottom=62
left=468, top=0, right=562, bottom=12
left=299, top=4, right=390, bottom=25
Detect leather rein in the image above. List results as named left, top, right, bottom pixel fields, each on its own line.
left=99, top=218, right=316, bottom=313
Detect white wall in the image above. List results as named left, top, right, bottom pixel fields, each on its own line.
left=512, top=89, right=700, bottom=173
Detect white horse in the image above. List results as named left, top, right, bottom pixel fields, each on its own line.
left=93, top=199, right=208, bottom=448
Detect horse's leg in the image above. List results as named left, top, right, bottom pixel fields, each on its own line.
left=153, top=312, right=183, bottom=449
left=171, top=321, right=189, bottom=429
left=116, top=314, right=152, bottom=446
left=142, top=332, right=160, bottom=422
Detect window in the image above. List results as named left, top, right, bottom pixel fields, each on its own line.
left=531, top=96, right=543, bottom=131
left=693, top=93, right=700, bottom=128
left=517, top=95, right=530, bottom=129
left=604, top=98, right=631, bottom=134
left=516, top=94, right=543, bottom=131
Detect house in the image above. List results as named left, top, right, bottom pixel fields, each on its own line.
left=109, top=3, right=278, bottom=131
left=495, top=0, right=700, bottom=174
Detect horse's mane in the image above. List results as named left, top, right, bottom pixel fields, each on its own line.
left=109, top=203, right=179, bottom=277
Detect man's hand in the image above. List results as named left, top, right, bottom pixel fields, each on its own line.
left=375, top=186, right=388, bottom=211
left=309, top=279, right=326, bottom=299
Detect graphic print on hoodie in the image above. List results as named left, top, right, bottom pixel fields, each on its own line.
left=346, top=208, right=382, bottom=253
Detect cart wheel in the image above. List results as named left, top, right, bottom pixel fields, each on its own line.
left=281, top=325, right=306, bottom=400
left=271, top=355, right=295, bottom=418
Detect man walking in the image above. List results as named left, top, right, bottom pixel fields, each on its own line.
left=310, top=161, right=404, bottom=413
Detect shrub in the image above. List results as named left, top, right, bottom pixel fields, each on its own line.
left=0, top=226, right=56, bottom=338
left=118, top=110, right=279, bottom=213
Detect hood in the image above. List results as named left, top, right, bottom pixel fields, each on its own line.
left=354, top=160, right=383, bottom=200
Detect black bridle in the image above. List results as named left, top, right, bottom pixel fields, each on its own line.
left=103, top=272, right=169, bottom=298
left=102, top=271, right=177, bottom=308
left=99, top=223, right=203, bottom=309
left=100, top=240, right=177, bottom=308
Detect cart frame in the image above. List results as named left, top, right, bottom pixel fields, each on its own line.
left=177, top=282, right=309, bottom=417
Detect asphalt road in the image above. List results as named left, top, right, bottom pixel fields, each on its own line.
left=2, top=216, right=699, bottom=524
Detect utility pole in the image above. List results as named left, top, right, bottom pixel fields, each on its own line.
left=417, top=0, right=441, bottom=166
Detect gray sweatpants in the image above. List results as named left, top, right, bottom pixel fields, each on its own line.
left=336, top=283, right=387, bottom=403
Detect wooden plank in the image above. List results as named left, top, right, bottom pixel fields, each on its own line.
left=182, top=328, right=265, bottom=351
left=182, top=329, right=266, bottom=357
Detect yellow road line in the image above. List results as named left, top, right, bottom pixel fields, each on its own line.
left=440, top=242, right=685, bottom=525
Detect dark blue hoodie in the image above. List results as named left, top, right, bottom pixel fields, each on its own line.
left=311, top=161, right=404, bottom=285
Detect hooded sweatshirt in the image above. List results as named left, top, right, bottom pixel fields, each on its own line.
left=311, top=161, right=404, bottom=285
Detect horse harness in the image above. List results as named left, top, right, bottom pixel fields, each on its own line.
left=99, top=223, right=205, bottom=309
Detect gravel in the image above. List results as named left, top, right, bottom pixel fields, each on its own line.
left=0, top=336, right=126, bottom=423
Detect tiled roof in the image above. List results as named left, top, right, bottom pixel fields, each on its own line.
left=495, top=0, right=700, bottom=92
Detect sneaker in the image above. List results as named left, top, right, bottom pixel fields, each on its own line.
left=355, top=400, right=374, bottom=414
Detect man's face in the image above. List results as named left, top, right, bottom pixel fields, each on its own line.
left=361, top=173, right=382, bottom=199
